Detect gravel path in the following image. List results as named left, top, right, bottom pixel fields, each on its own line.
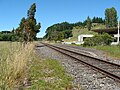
left=56, top=44, right=120, bottom=65
left=36, top=43, right=120, bottom=90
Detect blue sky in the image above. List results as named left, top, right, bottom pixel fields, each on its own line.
left=0, top=0, right=120, bottom=37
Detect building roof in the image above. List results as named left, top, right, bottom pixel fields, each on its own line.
left=91, top=28, right=119, bottom=34
left=78, top=34, right=94, bottom=37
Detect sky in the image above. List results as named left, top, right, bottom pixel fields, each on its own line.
left=0, top=0, right=120, bottom=37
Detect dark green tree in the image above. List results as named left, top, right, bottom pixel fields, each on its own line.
left=83, top=20, right=87, bottom=26
left=57, top=32, right=64, bottom=41
left=16, top=3, right=41, bottom=43
left=92, top=17, right=104, bottom=23
left=105, top=7, right=118, bottom=28
left=44, top=22, right=73, bottom=41
left=87, top=16, right=92, bottom=31
left=92, top=16, right=96, bottom=23
left=27, top=3, right=41, bottom=40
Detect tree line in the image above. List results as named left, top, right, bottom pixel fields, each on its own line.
left=0, top=31, right=18, bottom=41
left=44, top=16, right=105, bottom=41
left=86, top=7, right=118, bottom=31
left=44, top=22, right=73, bottom=41
left=44, top=6, right=118, bottom=41
left=92, top=17, right=105, bottom=23
left=0, top=3, right=41, bottom=43
left=0, top=6, right=118, bottom=42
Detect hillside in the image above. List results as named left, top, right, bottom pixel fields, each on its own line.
left=64, top=24, right=106, bottom=42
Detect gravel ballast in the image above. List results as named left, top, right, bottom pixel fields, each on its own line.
left=56, top=44, right=120, bottom=65
left=36, top=43, right=120, bottom=90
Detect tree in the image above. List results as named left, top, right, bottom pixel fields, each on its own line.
left=27, top=3, right=36, bottom=19
left=105, top=7, right=118, bottom=28
left=16, top=3, right=41, bottom=43
left=83, top=20, right=87, bottom=26
left=92, top=16, right=96, bottom=23
left=27, top=3, right=41, bottom=40
left=92, top=17, right=104, bottom=23
left=57, top=32, right=64, bottom=41
left=87, top=16, right=92, bottom=31
left=44, top=22, right=73, bottom=41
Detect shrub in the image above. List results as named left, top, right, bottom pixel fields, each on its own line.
left=101, top=33, right=113, bottom=45
left=0, top=33, right=19, bottom=41
left=71, top=42, right=76, bottom=45
left=83, top=33, right=113, bottom=46
left=83, top=38, right=94, bottom=46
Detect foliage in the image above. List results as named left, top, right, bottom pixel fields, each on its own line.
left=44, top=22, right=73, bottom=41
left=57, top=32, right=64, bottom=41
left=63, top=30, right=73, bottom=38
left=87, top=16, right=92, bottom=31
left=92, top=17, right=105, bottom=23
left=83, top=33, right=113, bottom=46
left=16, top=3, right=41, bottom=43
left=44, top=18, right=95, bottom=41
left=105, top=7, right=118, bottom=28
left=27, top=57, right=73, bottom=90
left=44, top=16, right=105, bottom=41
left=101, top=33, right=113, bottom=45
left=72, top=21, right=87, bottom=27
left=0, top=33, right=18, bottom=41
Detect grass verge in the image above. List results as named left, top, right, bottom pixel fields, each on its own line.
left=90, top=45, right=120, bottom=59
left=27, top=54, right=73, bottom=90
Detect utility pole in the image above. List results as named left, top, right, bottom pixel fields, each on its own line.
left=117, top=20, right=119, bottom=44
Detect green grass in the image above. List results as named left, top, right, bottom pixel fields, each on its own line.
left=64, top=24, right=105, bottom=42
left=27, top=54, right=74, bottom=90
left=64, top=27, right=97, bottom=42
left=91, top=45, right=120, bottom=59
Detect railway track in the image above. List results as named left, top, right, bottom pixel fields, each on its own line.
left=41, top=43, right=120, bottom=83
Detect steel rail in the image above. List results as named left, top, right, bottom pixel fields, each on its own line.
left=41, top=43, right=120, bottom=82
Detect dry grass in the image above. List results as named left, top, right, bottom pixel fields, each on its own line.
left=0, top=42, right=34, bottom=89
left=0, top=42, right=83, bottom=89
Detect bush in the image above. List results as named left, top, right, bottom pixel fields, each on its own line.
left=101, top=33, right=113, bottom=45
left=0, top=33, right=19, bottom=41
left=83, top=33, right=113, bottom=46
left=71, top=42, right=76, bottom=45
left=83, top=38, right=94, bottom=46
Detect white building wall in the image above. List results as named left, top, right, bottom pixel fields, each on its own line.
left=78, top=34, right=94, bottom=42
left=114, top=34, right=120, bottom=37
left=77, top=34, right=120, bottom=45
left=111, top=34, right=120, bottom=45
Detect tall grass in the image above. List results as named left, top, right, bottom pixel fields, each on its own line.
left=0, top=42, right=34, bottom=89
